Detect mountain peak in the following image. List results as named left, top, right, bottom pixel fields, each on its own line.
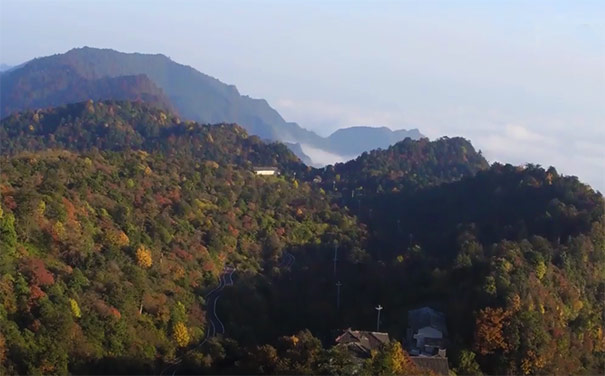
left=1, top=48, right=424, bottom=166
left=326, top=125, right=424, bottom=156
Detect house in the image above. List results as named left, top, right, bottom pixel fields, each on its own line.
left=253, top=166, right=278, bottom=176
left=407, top=307, right=447, bottom=356
left=335, top=328, right=390, bottom=358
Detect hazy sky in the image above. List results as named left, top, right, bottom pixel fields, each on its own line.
left=1, top=0, right=604, bottom=190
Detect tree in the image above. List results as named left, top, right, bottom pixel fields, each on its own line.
left=454, top=350, right=482, bottom=375
left=69, top=298, right=81, bottom=318
left=475, top=307, right=511, bottom=355
left=0, top=205, right=17, bottom=256
left=136, top=245, right=153, bottom=268
left=364, top=341, right=424, bottom=375
left=173, top=322, right=190, bottom=347
left=318, top=344, right=361, bottom=375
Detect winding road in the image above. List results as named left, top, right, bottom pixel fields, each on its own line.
left=161, top=253, right=294, bottom=374
left=205, top=266, right=235, bottom=338
left=279, top=251, right=296, bottom=268
left=160, top=266, right=235, bottom=375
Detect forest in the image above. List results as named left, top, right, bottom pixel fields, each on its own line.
left=0, top=100, right=603, bottom=375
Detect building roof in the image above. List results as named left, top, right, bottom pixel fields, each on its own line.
left=411, top=356, right=450, bottom=376
left=408, top=307, right=447, bottom=335
left=253, top=166, right=278, bottom=171
left=335, top=329, right=390, bottom=357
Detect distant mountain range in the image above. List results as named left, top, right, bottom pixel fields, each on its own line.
left=326, top=126, right=423, bottom=156
left=0, top=47, right=422, bottom=164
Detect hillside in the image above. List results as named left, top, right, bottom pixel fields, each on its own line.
left=0, top=47, right=324, bottom=145
left=1, top=47, right=422, bottom=165
left=0, top=102, right=603, bottom=375
left=0, top=100, right=304, bottom=172
left=0, top=102, right=362, bottom=374
left=318, top=136, right=489, bottom=194
left=0, top=70, right=174, bottom=115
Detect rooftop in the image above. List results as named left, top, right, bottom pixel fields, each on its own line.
left=335, top=329, right=390, bottom=357
left=411, top=356, right=450, bottom=376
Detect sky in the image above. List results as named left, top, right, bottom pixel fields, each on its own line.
left=1, top=0, right=604, bottom=190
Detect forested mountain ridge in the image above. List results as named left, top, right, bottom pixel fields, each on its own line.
left=0, top=118, right=364, bottom=374
left=318, top=136, right=489, bottom=195
left=0, top=100, right=304, bottom=173
left=0, top=47, right=325, bottom=145
left=0, top=69, right=174, bottom=116
left=0, top=47, right=422, bottom=165
left=0, top=102, right=603, bottom=375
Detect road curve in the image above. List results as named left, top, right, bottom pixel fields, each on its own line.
left=279, top=251, right=296, bottom=268
left=160, top=266, right=235, bottom=375
left=205, top=267, right=235, bottom=337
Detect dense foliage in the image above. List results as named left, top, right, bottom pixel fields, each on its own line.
left=1, top=101, right=603, bottom=375
left=318, top=136, right=489, bottom=195
left=0, top=47, right=324, bottom=147
left=0, top=100, right=304, bottom=173
left=333, top=164, right=605, bottom=374
left=0, top=150, right=361, bottom=374
left=0, top=47, right=424, bottom=163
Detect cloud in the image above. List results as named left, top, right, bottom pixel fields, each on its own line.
left=298, top=143, right=355, bottom=166
left=505, top=124, right=554, bottom=144
left=275, top=98, right=407, bottom=136
left=474, top=123, right=604, bottom=192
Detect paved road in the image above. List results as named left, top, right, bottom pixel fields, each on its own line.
left=205, top=266, right=235, bottom=338
left=279, top=251, right=296, bottom=268
left=160, top=266, right=235, bottom=375
left=162, top=253, right=295, bottom=375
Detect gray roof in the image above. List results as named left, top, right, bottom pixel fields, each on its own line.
left=408, top=307, right=447, bottom=335
left=411, top=356, right=450, bottom=376
left=253, top=166, right=278, bottom=170
left=335, top=329, right=390, bottom=357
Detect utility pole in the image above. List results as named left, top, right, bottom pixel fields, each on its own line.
left=333, top=243, right=339, bottom=277
left=375, top=305, right=383, bottom=332
left=336, top=281, right=342, bottom=310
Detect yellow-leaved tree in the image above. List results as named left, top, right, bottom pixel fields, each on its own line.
left=69, top=298, right=81, bottom=318
left=136, top=245, right=153, bottom=268
left=173, top=322, right=190, bottom=347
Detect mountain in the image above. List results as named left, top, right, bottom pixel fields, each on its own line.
left=0, top=63, right=13, bottom=72
left=317, top=136, right=489, bottom=194
left=0, top=102, right=603, bottom=375
left=1, top=71, right=174, bottom=115
left=0, top=47, right=324, bottom=145
left=0, top=102, right=361, bottom=374
left=0, top=47, right=421, bottom=164
left=326, top=126, right=423, bottom=156
left=0, top=100, right=303, bottom=172
left=283, top=142, right=313, bottom=165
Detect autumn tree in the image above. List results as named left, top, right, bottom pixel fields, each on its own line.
left=136, top=245, right=153, bottom=268
left=364, top=341, right=424, bottom=376
left=173, top=322, right=190, bottom=347
left=475, top=307, right=511, bottom=355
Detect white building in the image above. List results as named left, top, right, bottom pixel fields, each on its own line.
left=413, top=326, right=443, bottom=349
left=253, top=167, right=278, bottom=176
left=407, top=306, right=448, bottom=356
